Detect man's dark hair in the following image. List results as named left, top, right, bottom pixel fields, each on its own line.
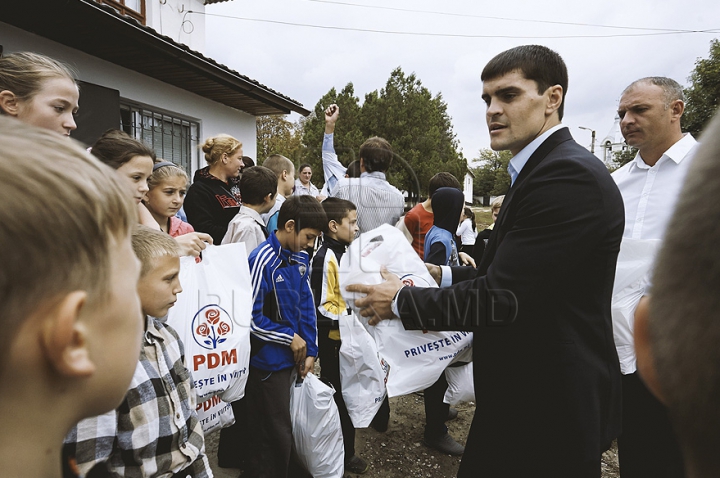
left=239, top=166, right=277, bottom=205
left=321, top=197, right=356, bottom=232
left=359, top=136, right=393, bottom=173
left=346, top=160, right=362, bottom=178
left=481, top=45, right=569, bottom=120
left=277, top=195, right=327, bottom=233
left=241, top=156, right=255, bottom=168
left=429, top=172, right=461, bottom=198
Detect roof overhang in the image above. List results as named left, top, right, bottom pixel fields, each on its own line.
left=2, top=0, right=310, bottom=116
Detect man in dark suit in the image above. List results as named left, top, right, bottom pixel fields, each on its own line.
left=348, top=45, right=624, bottom=478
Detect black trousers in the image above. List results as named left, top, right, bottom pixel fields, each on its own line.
left=424, top=373, right=450, bottom=439
left=245, top=366, right=295, bottom=478
left=317, top=330, right=356, bottom=460
left=618, top=372, right=685, bottom=478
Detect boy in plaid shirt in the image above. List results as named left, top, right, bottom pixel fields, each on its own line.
left=64, top=226, right=212, bottom=478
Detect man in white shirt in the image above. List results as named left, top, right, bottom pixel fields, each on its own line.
left=331, top=135, right=404, bottom=234
left=612, top=76, right=697, bottom=478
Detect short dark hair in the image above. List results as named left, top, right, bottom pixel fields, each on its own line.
left=359, top=136, right=393, bottom=173
left=321, top=197, right=356, bottom=231
left=241, top=156, right=255, bottom=168
left=429, top=172, right=461, bottom=197
left=239, top=166, right=277, bottom=205
left=91, top=129, right=156, bottom=169
left=277, top=195, right=327, bottom=233
left=298, top=163, right=312, bottom=175
left=481, top=45, right=569, bottom=120
left=345, top=160, right=362, bottom=178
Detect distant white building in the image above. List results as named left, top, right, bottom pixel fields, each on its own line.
left=2, top=0, right=309, bottom=175
left=597, top=115, right=633, bottom=165
left=464, top=169, right=474, bottom=205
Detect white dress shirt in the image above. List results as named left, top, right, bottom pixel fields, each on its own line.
left=611, top=133, right=697, bottom=374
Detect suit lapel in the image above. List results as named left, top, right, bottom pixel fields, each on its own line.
left=478, top=128, right=574, bottom=274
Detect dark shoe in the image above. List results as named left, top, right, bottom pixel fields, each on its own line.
left=446, top=407, right=459, bottom=421
left=423, top=432, right=465, bottom=456
left=345, top=455, right=369, bottom=474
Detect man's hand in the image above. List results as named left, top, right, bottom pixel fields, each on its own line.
left=290, top=334, right=307, bottom=364
left=299, top=356, right=315, bottom=379
left=175, top=232, right=213, bottom=258
left=458, top=252, right=476, bottom=268
left=346, top=267, right=402, bottom=326
left=425, top=263, right=442, bottom=285
left=324, top=104, right=339, bottom=134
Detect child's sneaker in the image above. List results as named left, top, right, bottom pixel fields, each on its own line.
left=344, top=455, right=368, bottom=474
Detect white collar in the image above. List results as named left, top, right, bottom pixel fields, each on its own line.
left=509, top=124, right=567, bottom=179
left=632, top=133, right=697, bottom=170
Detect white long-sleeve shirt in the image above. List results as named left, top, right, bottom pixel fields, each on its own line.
left=611, top=133, right=697, bottom=374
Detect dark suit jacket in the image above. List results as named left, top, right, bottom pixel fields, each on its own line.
left=397, top=128, right=624, bottom=477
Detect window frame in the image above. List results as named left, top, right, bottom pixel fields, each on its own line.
left=94, top=0, right=146, bottom=24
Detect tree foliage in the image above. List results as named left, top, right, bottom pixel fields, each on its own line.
left=471, top=148, right=512, bottom=198
left=298, top=68, right=466, bottom=201
left=608, top=147, right=638, bottom=172
left=683, top=39, right=720, bottom=137
left=256, top=115, right=303, bottom=163
left=299, top=83, right=363, bottom=185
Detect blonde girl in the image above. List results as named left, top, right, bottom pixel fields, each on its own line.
left=144, top=161, right=195, bottom=237
left=0, top=51, right=79, bottom=136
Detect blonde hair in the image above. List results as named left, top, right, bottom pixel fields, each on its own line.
left=132, top=225, right=180, bottom=277
left=263, top=154, right=294, bottom=177
left=147, top=161, right=189, bottom=190
left=491, top=195, right=505, bottom=212
left=201, top=134, right=242, bottom=166
left=0, top=117, right=136, bottom=360
left=0, top=52, right=77, bottom=105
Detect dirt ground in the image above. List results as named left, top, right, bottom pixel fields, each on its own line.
left=205, top=393, right=620, bottom=478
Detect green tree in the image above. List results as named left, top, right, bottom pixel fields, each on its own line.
left=256, top=115, right=303, bottom=162
left=359, top=68, right=466, bottom=201
left=471, top=148, right=512, bottom=198
left=683, top=39, right=720, bottom=137
left=608, top=147, right=638, bottom=172
left=299, top=83, right=363, bottom=184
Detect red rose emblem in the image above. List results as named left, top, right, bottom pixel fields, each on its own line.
left=196, top=323, right=210, bottom=337
left=205, top=308, right=220, bottom=325
left=218, top=321, right=231, bottom=335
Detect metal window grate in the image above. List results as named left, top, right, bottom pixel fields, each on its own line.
left=120, top=103, right=199, bottom=176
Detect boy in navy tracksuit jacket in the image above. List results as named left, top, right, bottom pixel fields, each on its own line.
left=245, top=195, right=327, bottom=478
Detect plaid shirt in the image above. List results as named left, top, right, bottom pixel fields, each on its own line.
left=64, top=316, right=212, bottom=478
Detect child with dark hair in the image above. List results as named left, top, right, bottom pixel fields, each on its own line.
left=457, top=206, right=477, bottom=256
left=245, top=195, right=327, bottom=477
left=222, top=165, right=278, bottom=251
left=425, top=187, right=466, bottom=267
left=310, top=197, right=368, bottom=474
left=405, top=172, right=462, bottom=258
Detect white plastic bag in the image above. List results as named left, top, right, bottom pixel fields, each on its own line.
left=340, top=224, right=474, bottom=397
left=338, top=311, right=390, bottom=428
left=444, top=363, right=475, bottom=406
left=195, top=396, right=235, bottom=435
left=167, top=243, right=252, bottom=405
left=290, top=373, right=345, bottom=478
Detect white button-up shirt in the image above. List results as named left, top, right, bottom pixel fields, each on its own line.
left=611, top=133, right=697, bottom=374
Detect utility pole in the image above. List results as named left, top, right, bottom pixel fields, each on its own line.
left=578, top=126, right=596, bottom=154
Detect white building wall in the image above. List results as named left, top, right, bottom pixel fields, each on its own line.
left=145, top=0, right=207, bottom=54
left=0, top=21, right=257, bottom=171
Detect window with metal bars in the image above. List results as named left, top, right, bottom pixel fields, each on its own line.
left=120, top=103, right=200, bottom=176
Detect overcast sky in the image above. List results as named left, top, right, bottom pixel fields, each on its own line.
left=203, top=0, right=719, bottom=162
